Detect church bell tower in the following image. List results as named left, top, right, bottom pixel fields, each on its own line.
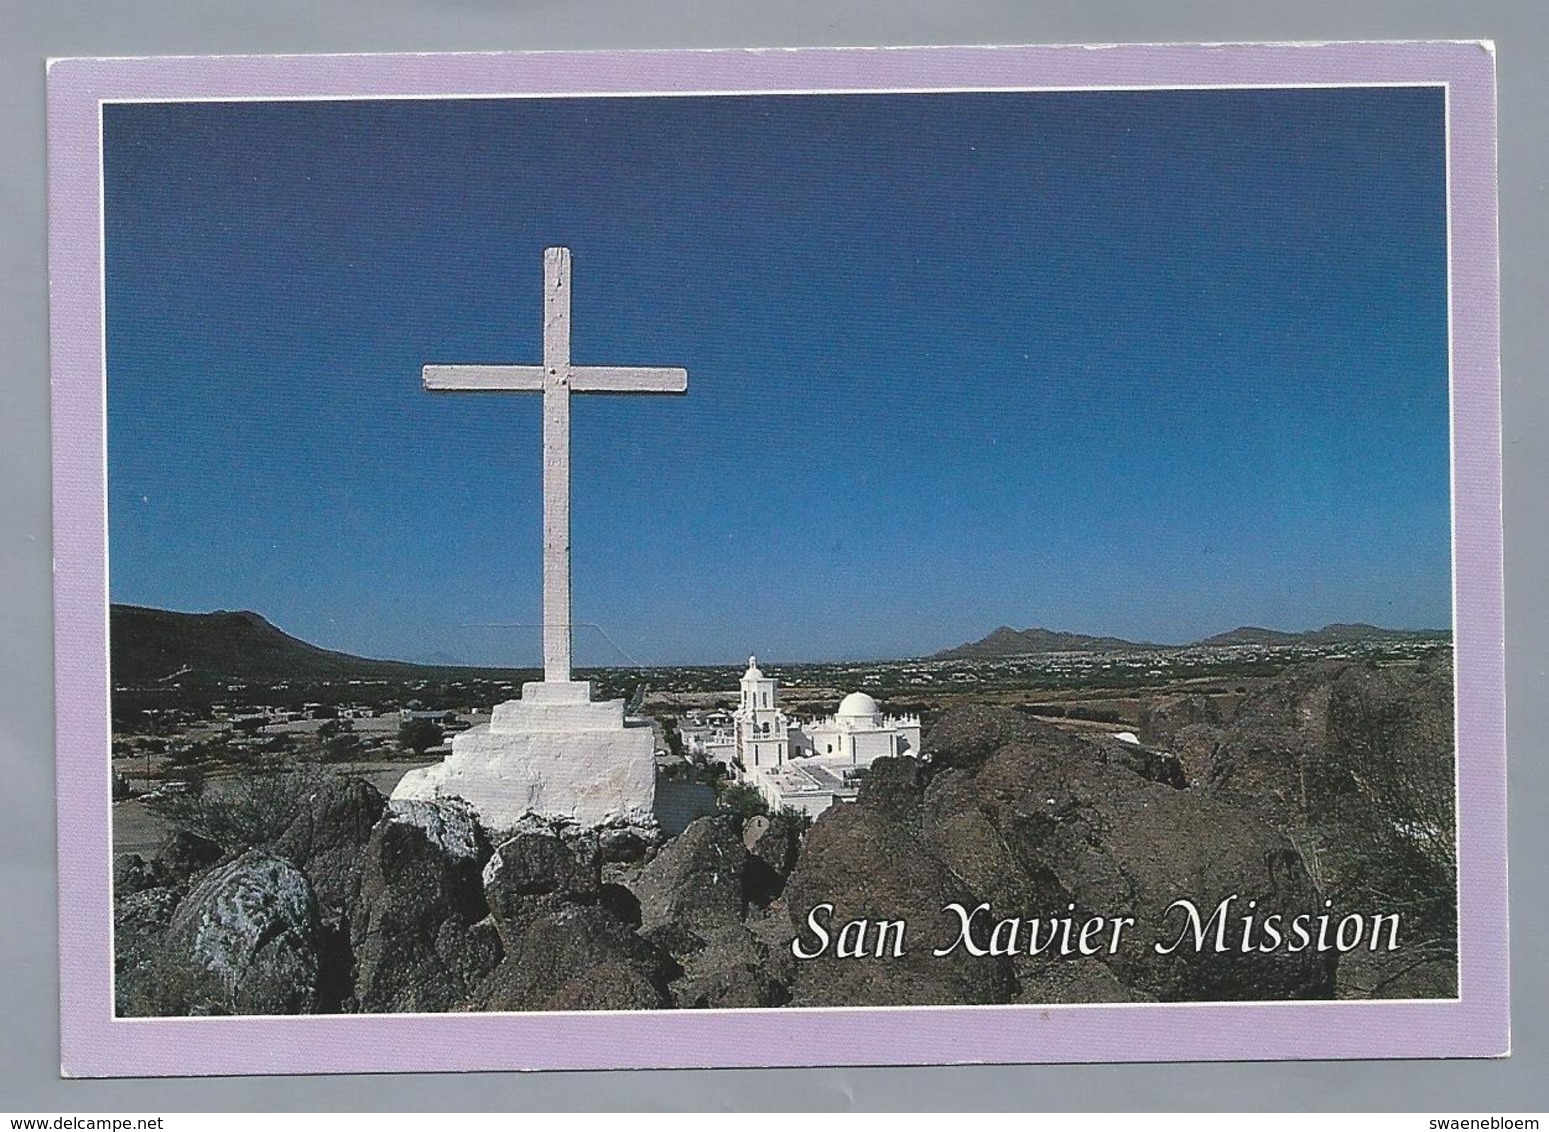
left=736, top=655, right=788, bottom=769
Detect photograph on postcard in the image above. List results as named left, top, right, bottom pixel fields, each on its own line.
left=97, top=84, right=1462, bottom=1020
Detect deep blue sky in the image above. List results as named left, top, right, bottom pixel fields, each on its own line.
left=104, top=89, right=1450, bottom=665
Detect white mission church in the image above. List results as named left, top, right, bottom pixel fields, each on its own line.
left=688, top=656, right=922, bottom=818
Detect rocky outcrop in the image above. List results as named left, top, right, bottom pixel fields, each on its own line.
left=1201, top=662, right=1344, bottom=828
left=481, top=822, right=603, bottom=948
left=111, top=654, right=1450, bottom=1017
left=277, top=776, right=386, bottom=918
left=1088, top=735, right=1188, bottom=789
left=630, top=815, right=746, bottom=936
left=1164, top=722, right=1222, bottom=788
left=350, top=798, right=495, bottom=1013
left=919, top=705, right=1046, bottom=772
left=475, top=902, right=672, bottom=1011
left=943, top=737, right=1335, bottom=1001
left=113, top=886, right=182, bottom=1016
left=742, top=812, right=804, bottom=908
left=162, top=849, right=326, bottom=1014
left=856, top=755, right=931, bottom=817
left=669, top=921, right=790, bottom=1009
left=1139, top=694, right=1226, bottom=748
left=781, top=759, right=1016, bottom=1008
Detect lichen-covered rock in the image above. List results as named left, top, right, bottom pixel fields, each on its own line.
left=382, top=796, right=486, bottom=862
left=629, top=815, right=746, bottom=934
left=277, top=776, right=386, bottom=917
left=351, top=797, right=494, bottom=1013
left=163, top=849, right=324, bottom=1015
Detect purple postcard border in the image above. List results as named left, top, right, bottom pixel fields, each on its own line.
left=47, top=42, right=1506, bottom=1078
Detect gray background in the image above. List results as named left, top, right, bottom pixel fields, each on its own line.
left=3, top=0, right=1544, bottom=1112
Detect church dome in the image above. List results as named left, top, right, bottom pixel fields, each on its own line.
left=837, top=692, right=881, bottom=719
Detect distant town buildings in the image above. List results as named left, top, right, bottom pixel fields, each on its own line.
left=681, top=656, right=922, bottom=819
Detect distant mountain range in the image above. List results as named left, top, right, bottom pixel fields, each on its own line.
left=109, top=604, right=529, bottom=687
left=110, top=603, right=1450, bottom=685
left=933, top=622, right=1449, bottom=659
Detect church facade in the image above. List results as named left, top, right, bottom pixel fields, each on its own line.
left=729, top=656, right=922, bottom=818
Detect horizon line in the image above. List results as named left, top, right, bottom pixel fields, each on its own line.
left=108, top=601, right=1455, bottom=672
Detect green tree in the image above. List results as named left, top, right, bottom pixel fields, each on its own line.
left=398, top=717, right=444, bottom=756
left=321, top=718, right=365, bottom=762
left=716, top=782, right=769, bottom=827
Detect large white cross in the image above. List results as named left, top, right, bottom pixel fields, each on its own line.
left=424, top=247, right=687, bottom=684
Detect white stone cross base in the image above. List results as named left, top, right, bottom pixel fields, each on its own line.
left=391, top=681, right=657, bottom=832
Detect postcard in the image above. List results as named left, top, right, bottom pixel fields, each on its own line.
left=47, top=42, right=1507, bottom=1076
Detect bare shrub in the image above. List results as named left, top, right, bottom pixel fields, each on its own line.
left=147, top=764, right=331, bottom=854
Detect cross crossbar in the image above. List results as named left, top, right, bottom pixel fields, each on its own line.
left=423, top=365, right=687, bottom=394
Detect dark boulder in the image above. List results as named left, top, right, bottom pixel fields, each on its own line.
left=1139, top=694, right=1226, bottom=747
left=920, top=767, right=1059, bottom=916
left=434, top=914, right=505, bottom=997
left=113, top=854, right=161, bottom=898
left=1319, top=659, right=1458, bottom=940
left=475, top=902, right=672, bottom=1011
left=629, top=815, right=747, bottom=935
left=598, top=882, right=643, bottom=928
left=599, top=826, right=653, bottom=864
left=670, top=922, right=791, bottom=1009
left=277, top=776, right=386, bottom=917
left=780, top=795, right=1016, bottom=1008
left=351, top=798, right=494, bottom=1013
left=1202, top=662, right=1346, bottom=828
left=113, top=885, right=182, bottom=1016
left=920, top=705, right=1047, bottom=772
left=954, top=737, right=1335, bottom=1002
left=744, top=813, right=803, bottom=876
left=154, top=829, right=223, bottom=885
left=162, top=849, right=325, bottom=1015
left=856, top=755, right=930, bottom=817
left=742, top=811, right=806, bottom=908
left=1089, top=735, right=1188, bottom=789
left=1165, top=722, right=1223, bottom=788
left=483, top=826, right=601, bottom=933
